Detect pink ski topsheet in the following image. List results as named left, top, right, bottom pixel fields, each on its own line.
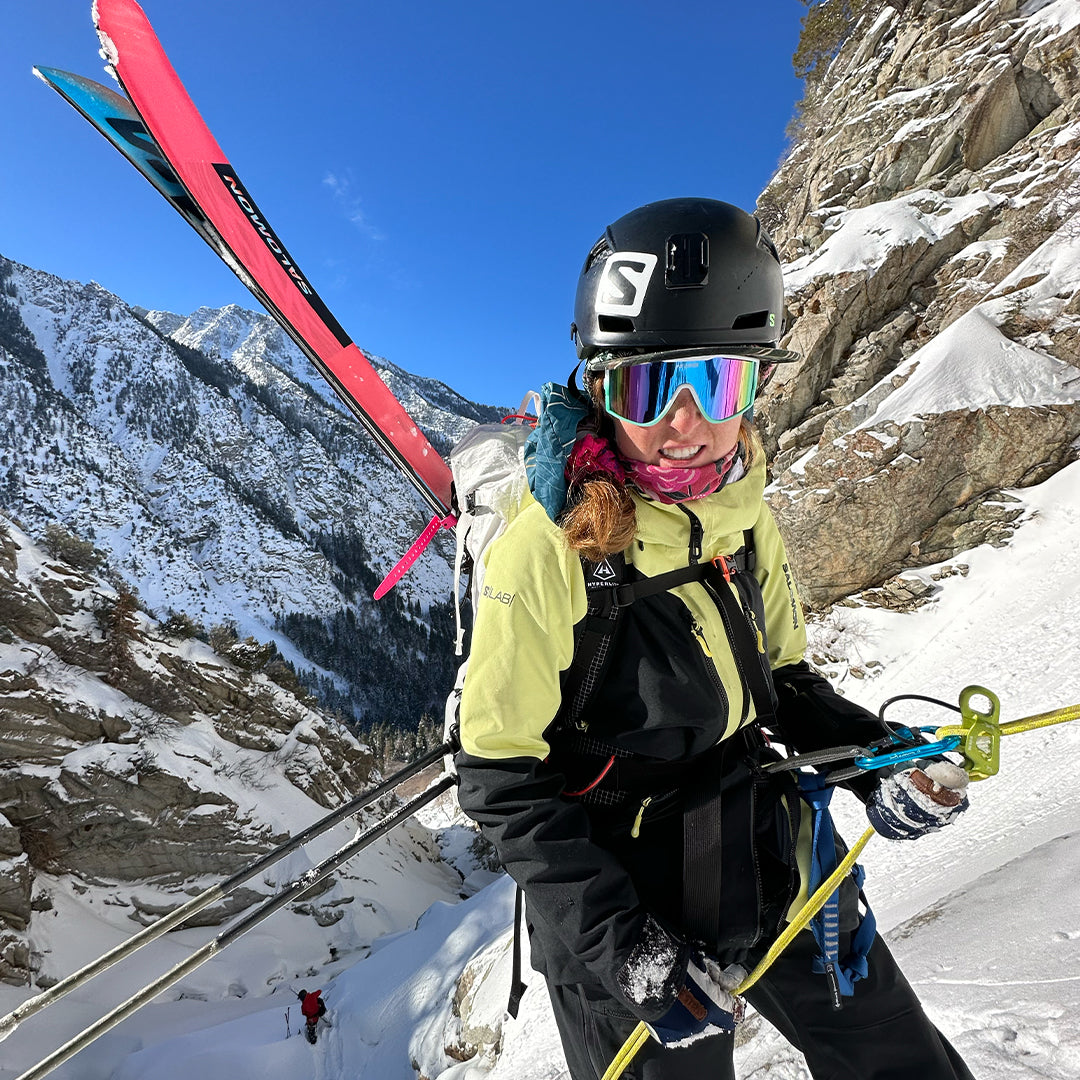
left=93, top=0, right=453, bottom=514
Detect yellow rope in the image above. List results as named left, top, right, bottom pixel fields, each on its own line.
left=601, top=1022, right=651, bottom=1080
left=600, top=826, right=877, bottom=1080
left=937, top=702, right=1080, bottom=740
left=735, top=825, right=876, bottom=996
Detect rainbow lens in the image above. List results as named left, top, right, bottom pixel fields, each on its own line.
left=603, top=355, right=759, bottom=427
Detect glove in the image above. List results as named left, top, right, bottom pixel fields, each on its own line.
left=645, top=955, right=745, bottom=1048
left=866, top=760, right=970, bottom=841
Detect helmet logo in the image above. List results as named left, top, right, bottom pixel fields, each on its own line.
left=596, top=252, right=658, bottom=318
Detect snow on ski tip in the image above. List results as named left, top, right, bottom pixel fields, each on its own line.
left=82, top=0, right=453, bottom=516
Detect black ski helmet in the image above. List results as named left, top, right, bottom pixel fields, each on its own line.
left=571, top=198, right=798, bottom=362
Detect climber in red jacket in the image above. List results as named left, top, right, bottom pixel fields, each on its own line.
left=297, top=989, right=326, bottom=1045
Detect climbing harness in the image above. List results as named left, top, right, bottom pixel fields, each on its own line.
left=598, top=687, right=1080, bottom=1080
left=601, top=825, right=877, bottom=1080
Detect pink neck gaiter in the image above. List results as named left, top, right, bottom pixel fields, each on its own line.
left=566, top=433, right=742, bottom=505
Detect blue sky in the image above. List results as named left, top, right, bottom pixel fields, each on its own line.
left=2, top=1, right=807, bottom=409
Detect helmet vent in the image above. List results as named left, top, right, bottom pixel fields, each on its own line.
left=731, top=310, right=771, bottom=330
left=598, top=315, right=635, bottom=333
left=583, top=236, right=612, bottom=274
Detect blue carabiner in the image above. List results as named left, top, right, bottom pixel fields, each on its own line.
left=854, top=734, right=962, bottom=772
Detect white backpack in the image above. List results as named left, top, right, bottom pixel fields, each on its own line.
left=444, top=394, right=541, bottom=756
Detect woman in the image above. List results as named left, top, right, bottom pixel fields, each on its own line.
left=455, top=199, right=974, bottom=1079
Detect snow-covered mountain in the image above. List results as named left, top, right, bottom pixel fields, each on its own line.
left=0, top=259, right=503, bottom=725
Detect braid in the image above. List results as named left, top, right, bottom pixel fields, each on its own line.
left=560, top=375, right=637, bottom=560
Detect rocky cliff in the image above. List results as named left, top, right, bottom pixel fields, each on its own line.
left=0, top=516, right=460, bottom=988
left=758, top=0, right=1080, bottom=607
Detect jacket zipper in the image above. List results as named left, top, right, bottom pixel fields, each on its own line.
left=736, top=580, right=775, bottom=696
left=680, top=504, right=755, bottom=724
left=679, top=506, right=732, bottom=715
left=745, top=604, right=766, bottom=654
left=691, top=620, right=729, bottom=706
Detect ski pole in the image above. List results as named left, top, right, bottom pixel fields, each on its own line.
left=14, top=773, right=455, bottom=1080
left=0, top=741, right=451, bottom=1043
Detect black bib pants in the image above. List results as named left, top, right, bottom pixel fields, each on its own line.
left=547, top=929, right=975, bottom=1080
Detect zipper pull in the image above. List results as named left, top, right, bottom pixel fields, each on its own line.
left=747, top=607, right=766, bottom=654
left=691, top=620, right=714, bottom=657
left=630, top=796, right=653, bottom=839
left=679, top=506, right=703, bottom=564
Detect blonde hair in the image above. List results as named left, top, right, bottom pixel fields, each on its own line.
left=561, top=374, right=760, bottom=560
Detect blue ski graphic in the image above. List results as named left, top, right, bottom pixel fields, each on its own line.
left=34, top=66, right=271, bottom=304
left=34, top=67, right=215, bottom=240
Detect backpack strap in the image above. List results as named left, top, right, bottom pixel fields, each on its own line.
left=701, top=555, right=777, bottom=728
left=557, top=553, right=626, bottom=730
left=506, top=883, right=528, bottom=1018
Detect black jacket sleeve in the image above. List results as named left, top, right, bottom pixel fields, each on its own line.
left=771, top=660, right=886, bottom=801
left=455, top=751, right=688, bottom=1019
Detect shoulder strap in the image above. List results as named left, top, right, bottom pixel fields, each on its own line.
left=557, top=553, right=626, bottom=730
left=558, top=531, right=760, bottom=731
left=701, top=555, right=777, bottom=728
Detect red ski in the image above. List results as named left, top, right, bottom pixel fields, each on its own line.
left=91, top=0, right=453, bottom=518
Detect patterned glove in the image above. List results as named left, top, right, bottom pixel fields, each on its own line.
left=867, top=760, right=970, bottom=841
left=645, top=956, right=745, bottom=1047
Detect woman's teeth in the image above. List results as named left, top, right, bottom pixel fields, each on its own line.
left=660, top=445, right=702, bottom=460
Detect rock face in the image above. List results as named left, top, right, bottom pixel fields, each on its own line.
left=0, top=516, right=384, bottom=985
left=757, top=0, right=1080, bottom=607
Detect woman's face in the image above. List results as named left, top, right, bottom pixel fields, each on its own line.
left=611, top=388, right=743, bottom=467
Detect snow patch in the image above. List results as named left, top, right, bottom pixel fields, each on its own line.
left=855, top=308, right=1080, bottom=430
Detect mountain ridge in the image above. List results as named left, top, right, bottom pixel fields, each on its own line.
left=0, top=254, right=502, bottom=726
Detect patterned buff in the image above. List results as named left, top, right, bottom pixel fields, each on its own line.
left=566, top=433, right=743, bottom=504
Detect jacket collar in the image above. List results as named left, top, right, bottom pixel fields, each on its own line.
left=629, top=456, right=765, bottom=559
